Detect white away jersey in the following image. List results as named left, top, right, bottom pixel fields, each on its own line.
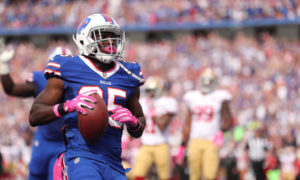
left=140, top=96, right=178, bottom=145
left=183, top=89, right=231, bottom=140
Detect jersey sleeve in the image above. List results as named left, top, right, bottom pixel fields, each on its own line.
left=135, top=64, right=144, bottom=87
left=44, top=55, right=71, bottom=80
left=32, top=71, right=47, bottom=97
left=155, top=97, right=178, bottom=117
left=183, top=91, right=194, bottom=108
left=119, top=60, right=145, bottom=87
left=215, top=89, right=232, bottom=102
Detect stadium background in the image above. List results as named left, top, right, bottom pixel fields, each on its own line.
left=1, top=0, right=300, bottom=179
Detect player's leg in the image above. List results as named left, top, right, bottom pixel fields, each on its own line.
left=65, top=156, right=127, bottom=180
left=202, top=140, right=220, bottom=180
left=153, top=144, right=172, bottom=180
left=187, top=139, right=203, bottom=180
left=122, top=160, right=134, bottom=180
left=28, top=172, right=47, bottom=180
left=28, top=134, right=48, bottom=180
left=46, top=140, right=65, bottom=180
left=64, top=157, right=102, bottom=179
left=101, top=163, right=128, bottom=180
left=132, top=145, right=154, bottom=179
left=48, top=155, right=60, bottom=180
left=53, top=153, right=64, bottom=180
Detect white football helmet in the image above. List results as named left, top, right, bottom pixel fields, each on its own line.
left=48, top=46, right=72, bottom=60
left=73, top=13, right=125, bottom=64
left=143, top=76, right=164, bottom=97
left=199, top=68, right=218, bottom=94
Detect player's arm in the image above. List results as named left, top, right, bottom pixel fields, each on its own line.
left=181, top=108, right=192, bottom=147
left=125, top=87, right=146, bottom=138
left=30, top=77, right=97, bottom=127
left=1, top=74, right=36, bottom=97
left=154, top=113, right=175, bottom=132
left=0, top=41, right=35, bottom=97
left=220, top=100, right=233, bottom=131
left=175, top=106, right=191, bottom=164
left=29, top=78, right=65, bottom=126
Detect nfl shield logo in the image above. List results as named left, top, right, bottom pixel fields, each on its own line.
left=103, top=73, right=107, bottom=78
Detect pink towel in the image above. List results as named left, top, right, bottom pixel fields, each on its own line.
left=53, top=152, right=65, bottom=180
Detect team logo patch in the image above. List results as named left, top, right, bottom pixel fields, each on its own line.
left=102, top=73, right=107, bottom=78
left=78, top=17, right=91, bottom=34
left=34, top=140, right=39, bottom=147
left=74, top=157, right=80, bottom=164
left=100, top=80, right=112, bottom=85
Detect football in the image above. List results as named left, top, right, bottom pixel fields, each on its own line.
left=77, top=93, right=109, bottom=144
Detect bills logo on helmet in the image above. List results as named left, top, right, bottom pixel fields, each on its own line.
left=78, top=17, right=91, bottom=34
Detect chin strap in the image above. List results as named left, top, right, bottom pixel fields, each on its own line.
left=73, top=34, right=86, bottom=56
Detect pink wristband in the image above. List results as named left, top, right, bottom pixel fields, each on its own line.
left=53, top=104, right=61, bottom=118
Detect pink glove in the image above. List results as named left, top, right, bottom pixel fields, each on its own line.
left=111, top=107, right=138, bottom=127
left=53, top=90, right=97, bottom=117
left=175, top=145, right=186, bottom=165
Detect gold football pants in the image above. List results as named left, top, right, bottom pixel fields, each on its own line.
left=133, top=143, right=171, bottom=180
left=188, top=139, right=219, bottom=180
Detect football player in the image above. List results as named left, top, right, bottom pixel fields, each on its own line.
left=29, top=13, right=146, bottom=180
left=132, top=76, right=178, bottom=180
left=176, top=68, right=233, bottom=180
left=0, top=40, right=72, bottom=180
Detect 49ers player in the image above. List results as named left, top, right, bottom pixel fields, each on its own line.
left=133, top=76, right=178, bottom=180
left=176, top=68, right=233, bottom=180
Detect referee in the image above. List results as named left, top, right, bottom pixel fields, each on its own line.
left=245, top=129, right=269, bottom=180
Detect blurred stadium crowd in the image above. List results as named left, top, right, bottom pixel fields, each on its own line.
left=1, top=32, right=300, bottom=179
left=1, top=0, right=300, bottom=29
left=0, top=0, right=300, bottom=180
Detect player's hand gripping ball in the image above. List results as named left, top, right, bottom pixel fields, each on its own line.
left=77, top=93, right=109, bottom=144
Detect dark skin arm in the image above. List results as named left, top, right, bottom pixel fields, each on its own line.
left=154, top=113, right=175, bottom=132
left=1, top=74, right=36, bottom=97
left=220, top=100, right=233, bottom=131
left=126, top=87, right=146, bottom=138
left=29, top=77, right=65, bottom=127
left=181, top=108, right=192, bottom=146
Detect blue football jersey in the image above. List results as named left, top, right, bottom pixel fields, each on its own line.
left=44, top=55, right=144, bottom=173
left=33, top=71, right=64, bottom=141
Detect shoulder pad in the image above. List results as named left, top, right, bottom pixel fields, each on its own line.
left=118, top=60, right=144, bottom=85
left=214, top=89, right=232, bottom=101
left=44, top=55, right=76, bottom=79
